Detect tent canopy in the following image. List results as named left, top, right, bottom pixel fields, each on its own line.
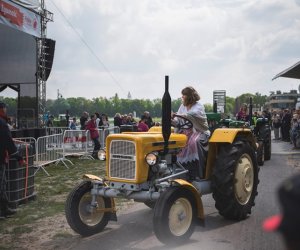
left=272, top=61, right=300, bottom=80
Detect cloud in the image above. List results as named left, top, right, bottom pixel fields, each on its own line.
left=43, top=0, right=300, bottom=105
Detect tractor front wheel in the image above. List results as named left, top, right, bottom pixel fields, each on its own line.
left=212, top=140, right=259, bottom=220
left=65, top=181, right=112, bottom=236
left=153, top=186, right=196, bottom=245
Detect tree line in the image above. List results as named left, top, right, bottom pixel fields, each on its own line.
left=0, top=92, right=267, bottom=119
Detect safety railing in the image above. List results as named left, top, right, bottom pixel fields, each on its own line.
left=35, top=133, right=74, bottom=176
left=45, top=127, right=69, bottom=136
left=99, top=126, right=120, bottom=148
left=12, top=126, right=122, bottom=177
left=62, top=130, right=94, bottom=160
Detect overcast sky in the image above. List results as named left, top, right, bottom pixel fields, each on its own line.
left=40, top=0, right=300, bottom=104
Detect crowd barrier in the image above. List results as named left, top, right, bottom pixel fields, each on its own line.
left=46, top=127, right=68, bottom=136
left=62, top=126, right=120, bottom=159
left=13, top=126, right=121, bottom=176
left=99, top=126, right=120, bottom=147
left=35, top=133, right=74, bottom=176
left=63, top=130, right=94, bottom=160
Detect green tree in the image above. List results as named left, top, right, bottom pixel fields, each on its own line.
left=225, top=96, right=235, bottom=117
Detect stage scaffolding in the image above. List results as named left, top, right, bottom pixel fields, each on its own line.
left=38, top=0, right=53, bottom=125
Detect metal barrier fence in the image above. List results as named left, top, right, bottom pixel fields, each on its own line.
left=46, top=127, right=69, bottom=136
left=35, top=133, right=74, bottom=176
left=12, top=126, right=121, bottom=176
left=63, top=130, right=94, bottom=160
left=99, top=126, right=120, bottom=148
left=62, top=126, right=120, bottom=160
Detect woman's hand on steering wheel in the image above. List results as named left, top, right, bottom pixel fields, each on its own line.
left=173, top=114, right=193, bottom=130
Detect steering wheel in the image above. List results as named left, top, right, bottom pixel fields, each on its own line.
left=173, top=114, right=193, bottom=130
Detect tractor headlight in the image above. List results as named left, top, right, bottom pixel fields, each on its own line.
left=98, top=149, right=106, bottom=161
left=145, top=152, right=158, bottom=166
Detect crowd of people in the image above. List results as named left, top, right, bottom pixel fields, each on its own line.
left=236, top=104, right=300, bottom=149
left=71, top=110, right=155, bottom=132
left=113, top=111, right=155, bottom=132
left=72, top=110, right=156, bottom=159
left=270, top=109, right=300, bottom=148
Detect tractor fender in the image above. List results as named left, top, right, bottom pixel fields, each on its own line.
left=83, top=174, right=103, bottom=182
left=209, top=128, right=256, bottom=147
left=172, top=179, right=204, bottom=220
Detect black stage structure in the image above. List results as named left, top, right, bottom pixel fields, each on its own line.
left=0, top=0, right=55, bottom=130
left=273, top=61, right=300, bottom=80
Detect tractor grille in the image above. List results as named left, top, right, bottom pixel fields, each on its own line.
left=109, top=140, right=136, bottom=180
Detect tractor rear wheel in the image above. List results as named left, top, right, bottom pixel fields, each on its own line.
left=153, top=186, right=196, bottom=245
left=65, top=181, right=112, bottom=236
left=257, top=141, right=264, bottom=166
left=264, top=129, right=272, bottom=161
left=212, top=140, right=259, bottom=220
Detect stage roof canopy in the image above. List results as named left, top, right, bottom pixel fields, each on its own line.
left=272, top=61, right=300, bottom=80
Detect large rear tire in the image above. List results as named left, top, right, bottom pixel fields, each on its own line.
left=65, top=181, right=112, bottom=236
left=264, top=129, right=272, bottom=161
left=212, top=140, right=259, bottom=220
left=153, top=186, right=196, bottom=245
left=257, top=141, right=264, bottom=166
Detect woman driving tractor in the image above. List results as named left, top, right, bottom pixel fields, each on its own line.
left=172, top=86, right=210, bottom=180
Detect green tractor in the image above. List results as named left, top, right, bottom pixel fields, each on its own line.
left=65, top=76, right=260, bottom=245
left=207, top=99, right=272, bottom=166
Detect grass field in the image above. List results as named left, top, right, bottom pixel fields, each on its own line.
left=0, top=157, right=133, bottom=249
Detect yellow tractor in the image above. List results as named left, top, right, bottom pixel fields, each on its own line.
left=65, top=76, right=259, bottom=245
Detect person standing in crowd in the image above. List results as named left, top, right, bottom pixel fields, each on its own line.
left=127, top=113, right=136, bottom=125
left=281, top=109, right=291, bottom=142
left=236, top=103, right=249, bottom=122
left=137, top=115, right=149, bottom=132
left=86, top=114, right=100, bottom=160
left=121, top=114, right=130, bottom=125
left=100, top=114, right=109, bottom=128
left=144, top=111, right=154, bottom=128
left=0, top=102, right=23, bottom=218
left=290, top=113, right=300, bottom=149
left=80, top=111, right=89, bottom=130
left=46, top=115, right=54, bottom=127
left=273, top=114, right=282, bottom=140
left=69, top=117, right=77, bottom=130
left=113, top=113, right=123, bottom=127
left=65, top=110, right=70, bottom=128
left=252, top=111, right=258, bottom=126
left=171, top=86, right=210, bottom=180
left=95, top=112, right=103, bottom=128
left=263, top=174, right=300, bottom=250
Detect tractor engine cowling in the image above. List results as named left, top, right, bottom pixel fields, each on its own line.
left=105, top=132, right=187, bottom=184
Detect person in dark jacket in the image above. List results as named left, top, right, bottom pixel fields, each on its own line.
left=144, top=111, right=154, bottom=128
left=281, top=109, right=291, bottom=141
left=113, top=113, right=123, bottom=127
left=0, top=102, right=23, bottom=218
left=80, top=111, right=89, bottom=130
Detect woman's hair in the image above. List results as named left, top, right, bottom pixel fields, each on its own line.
left=181, top=86, right=200, bottom=106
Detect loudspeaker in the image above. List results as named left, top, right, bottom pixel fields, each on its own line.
left=39, top=38, right=56, bottom=81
